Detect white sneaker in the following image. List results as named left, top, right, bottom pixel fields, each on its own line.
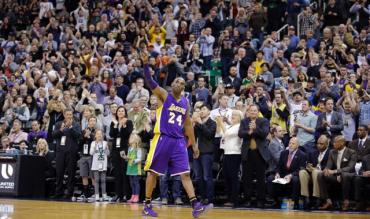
left=152, top=197, right=162, bottom=204
left=161, top=198, right=168, bottom=205
left=102, top=194, right=110, bottom=202
left=95, top=194, right=100, bottom=202
left=175, top=197, right=183, bottom=205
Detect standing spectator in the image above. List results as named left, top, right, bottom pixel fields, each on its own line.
left=126, top=133, right=143, bottom=203
left=52, top=109, right=82, bottom=199
left=238, top=105, right=271, bottom=208
left=204, top=9, right=222, bottom=39
left=318, top=135, right=357, bottom=211
left=299, top=6, right=318, bottom=37
left=193, top=104, right=217, bottom=204
left=269, top=92, right=290, bottom=146
left=197, top=28, right=215, bottom=70
left=231, top=48, right=252, bottom=81
left=225, top=84, right=239, bottom=108
left=210, top=94, right=233, bottom=162
left=90, top=129, right=110, bottom=202
left=294, top=100, right=318, bottom=153
left=194, top=76, right=210, bottom=105
left=5, top=96, right=30, bottom=126
left=126, top=77, right=150, bottom=104
left=219, top=110, right=243, bottom=207
left=316, top=97, right=344, bottom=141
left=286, top=0, right=307, bottom=27
left=299, top=135, right=330, bottom=209
left=323, top=0, right=342, bottom=28
left=78, top=116, right=97, bottom=201
left=248, top=3, right=268, bottom=43
left=266, top=125, right=285, bottom=200
left=336, top=95, right=357, bottom=142
left=109, top=106, right=133, bottom=202
left=356, top=88, right=370, bottom=126
left=259, top=63, right=274, bottom=92
left=223, top=66, right=242, bottom=96
left=35, top=138, right=55, bottom=178
left=158, top=171, right=183, bottom=205
left=128, top=100, right=148, bottom=134
left=103, top=86, right=124, bottom=114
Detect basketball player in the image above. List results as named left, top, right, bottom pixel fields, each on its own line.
left=142, top=55, right=213, bottom=218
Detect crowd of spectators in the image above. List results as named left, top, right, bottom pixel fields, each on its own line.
left=1, top=0, right=370, bottom=212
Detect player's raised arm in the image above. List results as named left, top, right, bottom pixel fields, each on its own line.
left=142, top=54, right=167, bottom=102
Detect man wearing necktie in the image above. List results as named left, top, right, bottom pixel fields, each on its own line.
left=238, top=105, right=271, bottom=208
left=318, top=135, right=357, bottom=211
left=271, top=137, right=307, bottom=209
left=349, top=125, right=370, bottom=162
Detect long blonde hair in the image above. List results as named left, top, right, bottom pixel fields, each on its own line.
left=36, top=138, right=49, bottom=155
left=129, top=133, right=142, bottom=148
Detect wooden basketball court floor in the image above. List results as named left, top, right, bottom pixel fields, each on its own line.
left=0, top=199, right=369, bottom=219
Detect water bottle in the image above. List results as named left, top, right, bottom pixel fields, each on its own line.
left=288, top=199, right=294, bottom=210
left=299, top=199, right=304, bottom=210
left=281, top=198, right=288, bottom=210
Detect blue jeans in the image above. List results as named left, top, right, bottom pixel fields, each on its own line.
left=193, top=153, right=214, bottom=201
left=159, top=171, right=182, bottom=199
left=202, top=56, right=212, bottom=70
left=129, top=176, right=140, bottom=195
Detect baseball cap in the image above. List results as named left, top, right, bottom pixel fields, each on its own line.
left=256, top=76, right=265, bottom=83
left=225, top=83, right=234, bottom=89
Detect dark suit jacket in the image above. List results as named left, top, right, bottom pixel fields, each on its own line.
left=52, top=121, right=82, bottom=153
left=238, top=117, right=271, bottom=162
left=348, top=138, right=370, bottom=162
left=223, top=76, right=242, bottom=95
left=308, top=149, right=330, bottom=170
left=325, top=147, right=357, bottom=174
left=278, top=149, right=307, bottom=177
left=231, top=56, right=251, bottom=79
left=109, top=120, right=133, bottom=154
left=268, top=137, right=285, bottom=173
left=360, top=154, right=370, bottom=174
left=194, top=117, right=217, bottom=154
left=316, top=111, right=343, bottom=137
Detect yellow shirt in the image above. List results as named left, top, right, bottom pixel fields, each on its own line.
left=344, top=83, right=360, bottom=93
left=270, top=103, right=288, bottom=133
left=253, top=59, right=266, bottom=75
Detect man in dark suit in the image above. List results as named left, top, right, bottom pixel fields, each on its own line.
left=299, top=135, right=330, bottom=209
left=354, top=154, right=370, bottom=211
left=267, top=126, right=285, bottom=201
left=223, top=66, right=242, bottom=96
left=316, top=97, right=343, bottom=140
left=193, top=104, right=217, bottom=204
left=268, top=126, right=285, bottom=174
left=318, top=135, right=357, bottom=211
left=272, top=137, right=307, bottom=209
left=348, top=125, right=370, bottom=162
left=238, top=104, right=271, bottom=208
left=231, top=47, right=253, bottom=79
left=52, top=109, right=82, bottom=199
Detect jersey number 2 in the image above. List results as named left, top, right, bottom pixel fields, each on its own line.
left=168, top=112, right=182, bottom=126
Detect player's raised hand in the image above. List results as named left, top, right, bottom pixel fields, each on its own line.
left=140, top=51, right=149, bottom=64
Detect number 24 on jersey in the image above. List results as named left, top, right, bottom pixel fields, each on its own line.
left=168, top=112, right=182, bottom=126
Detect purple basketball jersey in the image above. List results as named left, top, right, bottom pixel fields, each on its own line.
left=153, top=94, right=188, bottom=138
